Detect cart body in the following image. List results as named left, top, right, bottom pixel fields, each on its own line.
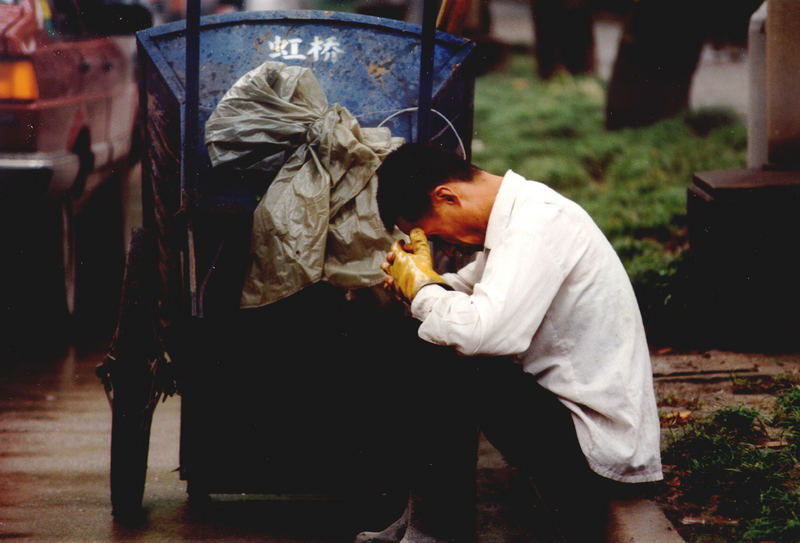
left=135, top=10, right=477, bottom=498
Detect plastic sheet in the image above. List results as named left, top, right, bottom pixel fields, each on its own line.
left=205, top=61, right=403, bottom=308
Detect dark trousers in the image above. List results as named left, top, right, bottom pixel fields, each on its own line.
left=476, top=358, right=613, bottom=542
left=402, top=339, right=616, bottom=543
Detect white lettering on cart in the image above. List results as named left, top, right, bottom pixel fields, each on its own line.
left=306, top=36, right=344, bottom=62
left=268, top=37, right=305, bottom=60
left=267, top=35, right=344, bottom=63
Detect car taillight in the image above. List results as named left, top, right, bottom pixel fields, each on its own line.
left=0, top=60, right=39, bottom=101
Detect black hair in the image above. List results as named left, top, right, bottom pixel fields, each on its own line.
left=376, top=142, right=478, bottom=231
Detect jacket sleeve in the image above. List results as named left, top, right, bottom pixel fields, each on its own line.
left=441, top=252, right=486, bottom=293
left=411, top=207, right=574, bottom=356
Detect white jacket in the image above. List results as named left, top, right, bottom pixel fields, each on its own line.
left=411, top=170, right=663, bottom=483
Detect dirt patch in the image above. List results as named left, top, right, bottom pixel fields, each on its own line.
left=651, top=348, right=800, bottom=542
left=653, top=349, right=798, bottom=421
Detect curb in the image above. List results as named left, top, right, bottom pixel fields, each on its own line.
left=607, top=499, right=686, bottom=543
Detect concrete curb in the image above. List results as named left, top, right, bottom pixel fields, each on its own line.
left=607, top=499, right=685, bottom=543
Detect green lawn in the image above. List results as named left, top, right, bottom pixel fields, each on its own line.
left=471, top=53, right=748, bottom=344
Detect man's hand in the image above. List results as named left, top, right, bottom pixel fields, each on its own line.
left=381, top=228, right=450, bottom=302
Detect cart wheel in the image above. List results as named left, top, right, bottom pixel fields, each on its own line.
left=110, top=365, right=156, bottom=523
left=105, top=227, right=160, bottom=522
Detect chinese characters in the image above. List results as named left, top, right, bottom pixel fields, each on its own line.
left=268, top=35, right=344, bottom=63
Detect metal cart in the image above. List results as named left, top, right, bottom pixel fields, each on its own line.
left=97, top=7, right=477, bottom=521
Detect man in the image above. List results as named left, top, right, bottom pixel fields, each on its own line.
left=359, top=143, right=662, bottom=543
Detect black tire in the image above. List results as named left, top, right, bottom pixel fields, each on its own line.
left=108, top=227, right=159, bottom=521
left=61, top=200, right=77, bottom=319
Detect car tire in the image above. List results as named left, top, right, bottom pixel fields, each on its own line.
left=61, top=200, right=77, bottom=317
left=70, top=171, right=127, bottom=343
left=0, top=197, right=70, bottom=360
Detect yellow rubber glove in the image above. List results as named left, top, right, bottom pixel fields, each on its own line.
left=383, top=228, right=450, bottom=302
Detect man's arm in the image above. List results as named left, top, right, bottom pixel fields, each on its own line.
left=411, top=212, right=574, bottom=357
left=441, top=254, right=485, bottom=293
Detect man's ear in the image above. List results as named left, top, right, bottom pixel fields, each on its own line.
left=432, top=184, right=460, bottom=206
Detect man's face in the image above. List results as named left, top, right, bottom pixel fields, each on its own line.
left=396, top=204, right=485, bottom=254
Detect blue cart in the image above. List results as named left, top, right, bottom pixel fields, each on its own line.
left=98, top=9, right=477, bottom=521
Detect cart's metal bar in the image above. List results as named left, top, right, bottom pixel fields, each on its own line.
left=417, top=0, right=439, bottom=143
left=185, top=0, right=201, bottom=316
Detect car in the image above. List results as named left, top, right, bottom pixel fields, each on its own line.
left=0, top=0, right=152, bottom=355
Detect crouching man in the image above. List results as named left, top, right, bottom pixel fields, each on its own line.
left=358, top=143, right=662, bottom=543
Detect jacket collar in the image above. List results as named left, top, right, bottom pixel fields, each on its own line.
left=484, top=170, right=524, bottom=250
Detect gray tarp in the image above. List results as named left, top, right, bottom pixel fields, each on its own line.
left=205, top=61, right=403, bottom=308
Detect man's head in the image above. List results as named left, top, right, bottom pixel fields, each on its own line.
left=376, top=143, right=496, bottom=249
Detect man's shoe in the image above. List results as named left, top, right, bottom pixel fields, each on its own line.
left=398, top=525, right=452, bottom=543
left=354, top=507, right=409, bottom=543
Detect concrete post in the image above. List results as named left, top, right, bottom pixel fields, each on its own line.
left=747, top=2, right=767, bottom=169
left=766, top=0, right=800, bottom=169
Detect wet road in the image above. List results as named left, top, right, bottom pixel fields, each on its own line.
left=0, top=344, right=185, bottom=542
left=0, top=344, right=341, bottom=542
left=0, top=344, right=542, bottom=543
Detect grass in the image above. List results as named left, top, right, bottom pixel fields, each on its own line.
left=732, top=373, right=800, bottom=395
left=661, top=394, right=800, bottom=542
left=470, top=53, right=747, bottom=344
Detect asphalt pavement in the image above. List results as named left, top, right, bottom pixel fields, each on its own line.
left=2, top=346, right=367, bottom=543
